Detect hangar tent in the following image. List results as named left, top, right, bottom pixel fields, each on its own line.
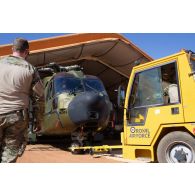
left=0, top=33, right=152, bottom=103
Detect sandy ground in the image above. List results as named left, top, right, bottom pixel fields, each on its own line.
left=16, top=144, right=122, bottom=163
left=16, top=144, right=150, bottom=163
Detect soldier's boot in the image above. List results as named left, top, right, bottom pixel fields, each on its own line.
left=1, top=146, right=19, bottom=163
left=18, top=142, right=27, bottom=157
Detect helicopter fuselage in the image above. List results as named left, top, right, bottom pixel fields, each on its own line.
left=40, top=72, right=112, bottom=136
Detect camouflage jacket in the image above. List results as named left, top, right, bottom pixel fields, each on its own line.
left=0, top=55, right=44, bottom=114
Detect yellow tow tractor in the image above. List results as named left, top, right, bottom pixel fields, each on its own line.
left=71, top=49, right=195, bottom=163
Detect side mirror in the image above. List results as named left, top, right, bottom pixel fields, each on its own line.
left=117, top=85, right=126, bottom=108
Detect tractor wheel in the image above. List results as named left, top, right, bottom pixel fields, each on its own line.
left=157, top=131, right=195, bottom=163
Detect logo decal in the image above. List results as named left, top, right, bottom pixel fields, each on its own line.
left=130, top=127, right=136, bottom=133
left=130, top=127, right=150, bottom=138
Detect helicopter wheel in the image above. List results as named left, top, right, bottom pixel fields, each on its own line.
left=70, top=141, right=84, bottom=155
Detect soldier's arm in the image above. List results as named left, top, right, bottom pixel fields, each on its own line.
left=32, top=68, right=44, bottom=98
left=31, top=68, right=45, bottom=131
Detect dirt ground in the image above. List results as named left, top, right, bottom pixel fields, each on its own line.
left=16, top=134, right=151, bottom=163
left=16, top=144, right=123, bottom=163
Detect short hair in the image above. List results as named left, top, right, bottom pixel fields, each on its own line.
left=13, top=38, right=29, bottom=52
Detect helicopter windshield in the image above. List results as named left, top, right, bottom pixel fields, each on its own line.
left=83, top=78, right=107, bottom=94
left=54, top=76, right=107, bottom=95
left=55, top=77, right=84, bottom=94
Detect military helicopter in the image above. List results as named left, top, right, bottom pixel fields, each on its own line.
left=31, top=62, right=112, bottom=153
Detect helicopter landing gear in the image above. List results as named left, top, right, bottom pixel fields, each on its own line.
left=70, top=127, right=88, bottom=154
left=70, top=141, right=83, bottom=154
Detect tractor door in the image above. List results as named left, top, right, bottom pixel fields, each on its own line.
left=125, top=61, right=184, bottom=145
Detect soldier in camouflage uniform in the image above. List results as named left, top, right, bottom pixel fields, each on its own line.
left=0, top=38, right=44, bottom=163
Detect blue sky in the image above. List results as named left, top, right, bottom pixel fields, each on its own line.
left=124, top=33, right=195, bottom=59
left=0, top=33, right=195, bottom=59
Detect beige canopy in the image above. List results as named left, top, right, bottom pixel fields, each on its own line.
left=0, top=33, right=152, bottom=103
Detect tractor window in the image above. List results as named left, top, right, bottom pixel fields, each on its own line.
left=161, top=62, right=179, bottom=104
left=130, top=67, right=164, bottom=109
left=190, top=54, right=195, bottom=74
left=55, top=77, right=84, bottom=94
left=188, top=53, right=195, bottom=80
left=191, top=59, right=195, bottom=71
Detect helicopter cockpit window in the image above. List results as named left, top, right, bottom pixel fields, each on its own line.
left=83, top=79, right=107, bottom=94
left=55, top=77, right=84, bottom=94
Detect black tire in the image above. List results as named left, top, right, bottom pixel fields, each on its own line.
left=157, top=131, right=195, bottom=163
left=70, top=142, right=84, bottom=155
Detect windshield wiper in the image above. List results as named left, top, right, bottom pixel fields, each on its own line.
left=85, top=83, right=99, bottom=93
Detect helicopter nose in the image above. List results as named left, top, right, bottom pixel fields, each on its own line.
left=68, top=92, right=110, bottom=126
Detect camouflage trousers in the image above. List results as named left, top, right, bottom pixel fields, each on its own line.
left=0, top=111, right=28, bottom=163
